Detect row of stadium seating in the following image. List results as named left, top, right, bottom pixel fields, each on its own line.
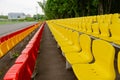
left=0, top=22, right=42, bottom=58
left=50, top=13, right=120, bottom=46
left=47, top=13, right=120, bottom=80
left=3, top=22, right=45, bottom=80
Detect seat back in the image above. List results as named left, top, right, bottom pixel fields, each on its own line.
left=79, top=34, right=93, bottom=62
left=0, top=41, right=8, bottom=57
left=96, top=15, right=101, bottom=23
left=4, top=64, right=24, bottom=80
left=118, top=51, right=120, bottom=74
left=7, top=38, right=14, bottom=51
left=104, top=14, right=112, bottom=24
left=112, top=13, right=120, bottom=24
left=72, top=31, right=80, bottom=49
left=68, top=30, right=73, bottom=42
left=86, top=22, right=92, bottom=34
left=78, top=22, right=82, bottom=32
left=81, top=23, right=86, bottom=32
left=92, top=23, right=100, bottom=37
left=99, top=23, right=110, bottom=37
left=92, top=40, right=115, bottom=77
left=110, top=23, right=120, bottom=44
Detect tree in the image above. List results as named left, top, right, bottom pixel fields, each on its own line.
left=33, top=14, right=45, bottom=20
left=38, top=2, right=45, bottom=13
left=0, top=15, right=8, bottom=19
left=38, top=0, right=120, bottom=19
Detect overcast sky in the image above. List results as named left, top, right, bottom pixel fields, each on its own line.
left=0, top=0, right=44, bottom=16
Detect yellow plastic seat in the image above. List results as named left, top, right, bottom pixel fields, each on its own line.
left=17, top=33, right=23, bottom=42
left=52, top=27, right=66, bottom=41
left=111, top=13, right=120, bottom=24
left=0, top=41, right=8, bottom=58
left=19, top=32, right=25, bottom=40
left=61, top=31, right=81, bottom=54
left=12, top=36, right=18, bottom=46
left=86, top=22, right=92, bottom=35
left=91, top=23, right=100, bottom=37
left=71, top=22, right=79, bottom=30
left=72, top=40, right=116, bottom=80
left=81, top=23, right=86, bottom=33
left=96, top=15, right=101, bottom=23
left=96, top=15, right=105, bottom=23
left=49, top=24, right=72, bottom=47
left=57, top=30, right=73, bottom=47
left=48, top=23, right=73, bottom=48
left=104, top=14, right=112, bottom=24
left=78, top=22, right=83, bottom=32
left=92, top=16, right=97, bottom=22
left=7, top=38, right=15, bottom=51
left=118, top=51, right=120, bottom=74
left=65, top=34, right=93, bottom=64
left=100, top=15, right=106, bottom=23
left=15, top=35, right=20, bottom=44
left=99, top=23, right=111, bottom=41
left=23, top=30, right=28, bottom=38
left=109, top=23, right=120, bottom=45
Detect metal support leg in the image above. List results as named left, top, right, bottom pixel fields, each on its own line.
left=57, top=43, right=60, bottom=48
left=62, top=51, right=65, bottom=56
left=66, top=60, right=71, bottom=69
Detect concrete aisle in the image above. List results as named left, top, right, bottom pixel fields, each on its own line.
left=35, top=24, right=77, bottom=80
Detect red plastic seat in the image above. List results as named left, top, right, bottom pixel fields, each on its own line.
left=4, top=64, right=24, bottom=80
left=21, top=47, right=37, bottom=76
left=15, top=54, right=31, bottom=80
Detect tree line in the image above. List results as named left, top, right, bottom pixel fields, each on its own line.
left=38, top=0, right=120, bottom=19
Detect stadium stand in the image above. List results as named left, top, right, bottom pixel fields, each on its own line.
left=3, top=22, right=45, bottom=80
left=47, top=13, right=120, bottom=80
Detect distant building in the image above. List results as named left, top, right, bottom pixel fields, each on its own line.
left=8, top=13, right=26, bottom=19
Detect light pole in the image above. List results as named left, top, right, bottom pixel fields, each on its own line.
left=36, top=6, right=38, bottom=20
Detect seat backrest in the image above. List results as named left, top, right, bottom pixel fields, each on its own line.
left=96, top=15, right=101, bottom=23
left=92, top=16, right=97, bottom=22
left=79, top=34, right=93, bottom=62
left=104, top=14, right=112, bottom=24
left=86, top=22, right=92, bottom=34
left=92, top=40, right=115, bottom=76
left=72, top=31, right=80, bottom=49
left=97, top=15, right=104, bottom=23
left=64, top=28, right=69, bottom=38
left=111, top=13, right=120, bottom=24
left=7, top=38, right=14, bottom=51
left=4, top=64, right=23, bottom=80
left=118, top=51, right=120, bottom=74
left=92, top=23, right=100, bottom=36
left=78, top=22, right=82, bottom=32
left=99, top=23, right=110, bottom=37
left=109, top=23, right=120, bottom=44
left=81, top=23, right=86, bottom=32
left=0, top=41, right=8, bottom=58
left=68, top=30, right=73, bottom=42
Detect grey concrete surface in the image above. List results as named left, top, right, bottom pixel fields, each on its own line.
left=0, top=22, right=37, bottom=36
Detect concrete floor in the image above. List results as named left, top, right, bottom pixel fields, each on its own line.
left=34, top=24, right=77, bottom=80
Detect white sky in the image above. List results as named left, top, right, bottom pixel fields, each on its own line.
left=0, top=0, right=44, bottom=16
